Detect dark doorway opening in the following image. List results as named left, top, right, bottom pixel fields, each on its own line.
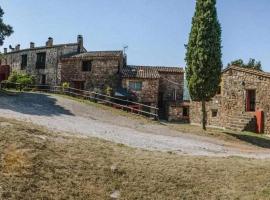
left=158, top=92, right=166, bottom=119
left=73, top=81, right=85, bottom=90
left=0, top=74, right=6, bottom=82
left=41, top=75, right=46, bottom=85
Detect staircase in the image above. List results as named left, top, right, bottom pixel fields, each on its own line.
left=225, top=113, right=257, bottom=132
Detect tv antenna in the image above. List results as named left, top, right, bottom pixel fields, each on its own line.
left=123, top=45, right=128, bottom=55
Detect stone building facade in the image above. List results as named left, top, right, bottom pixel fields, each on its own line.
left=190, top=65, right=270, bottom=134
left=1, top=35, right=85, bottom=85
left=59, top=51, right=124, bottom=90
left=1, top=35, right=187, bottom=121
left=121, top=65, right=187, bottom=120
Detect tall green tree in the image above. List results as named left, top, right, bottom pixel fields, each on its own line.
left=0, top=6, right=13, bottom=47
left=185, top=0, right=222, bottom=130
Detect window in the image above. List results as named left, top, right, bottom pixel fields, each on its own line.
left=246, top=90, right=256, bottom=112
left=36, top=52, right=46, bottom=69
left=129, top=81, right=142, bottom=91
left=212, top=109, right=218, bottom=117
left=82, top=61, right=92, bottom=71
left=183, top=107, right=189, bottom=117
left=21, top=54, right=27, bottom=70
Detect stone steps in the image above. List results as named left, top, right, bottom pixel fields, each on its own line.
left=226, top=113, right=256, bottom=132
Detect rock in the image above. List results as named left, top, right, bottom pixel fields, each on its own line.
left=110, top=190, right=120, bottom=199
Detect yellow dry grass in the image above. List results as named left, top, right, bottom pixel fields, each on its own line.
left=1, top=117, right=270, bottom=199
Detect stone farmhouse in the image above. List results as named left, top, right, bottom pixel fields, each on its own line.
left=190, top=65, right=270, bottom=134
left=0, top=35, right=188, bottom=121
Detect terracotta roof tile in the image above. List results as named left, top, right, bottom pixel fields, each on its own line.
left=121, top=66, right=160, bottom=79
left=223, top=65, right=270, bottom=79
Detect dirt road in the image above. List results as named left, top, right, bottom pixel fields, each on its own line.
left=1, top=92, right=270, bottom=158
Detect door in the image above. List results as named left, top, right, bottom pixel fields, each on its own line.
left=158, top=92, right=166, bottom=119
left=0, top=74, right=5, bottom=82
left=41, top=75, right=46, bottom=85
left=73, top=81, right=85, bottom=90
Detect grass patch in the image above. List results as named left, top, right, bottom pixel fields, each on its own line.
left=168, top=123, right=270, bottom=148
left=1, top=118, right=270, bottom=199
left=52, top=93, right=156, bottom=122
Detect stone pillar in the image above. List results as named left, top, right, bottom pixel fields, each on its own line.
left=4, top=48, right=7, bottom=54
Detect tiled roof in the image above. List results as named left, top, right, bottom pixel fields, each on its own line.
left=126, top=65, right=184, bottom=73
left=121, top=66, right=160, bottom=79
left=223, top=65, right=270, bottom=79
left=66, top=51, right=123, bottom=58
left=154, top=66, right=184, bottom=73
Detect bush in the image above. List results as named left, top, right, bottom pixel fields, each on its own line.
left=7, top=71, right=35, bottom=89
left=62, top=82, right=70, bottom=89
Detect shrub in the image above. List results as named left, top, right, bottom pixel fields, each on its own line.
left=105, top=86, right=113, bottom=96
left=7, top=71, right=35, bottom=89
left=62, top=82, right=70, bottom=89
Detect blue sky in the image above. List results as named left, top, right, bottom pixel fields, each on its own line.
left=1, top=0, right=270, bottom=71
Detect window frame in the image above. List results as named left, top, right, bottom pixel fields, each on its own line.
left=212, top=109, right=218, bottom=117
left=129, top=81, right=143, bottom=91
left=36, top=52, right=46, bottom=69
left=246, top=89, right=256, bottom=112
left=21, top=54, right=28, bottom=70
left=82, top=60, right=92, bottom=72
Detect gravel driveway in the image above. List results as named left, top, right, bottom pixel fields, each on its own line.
left=1, top=92, right=270, bottom=158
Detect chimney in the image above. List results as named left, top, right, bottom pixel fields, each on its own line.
left=4, top=48, right=7, bottom=54
left=30, top=42, right=35, bottom=49
left=46, top=37, right=53, bottom=47
left=77, top=35, right=83, bottom=53
left=15, top=44, right=20, bottom=51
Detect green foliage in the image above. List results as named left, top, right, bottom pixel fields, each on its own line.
left=228, top=58, right=262, bottom=71
left=185, top=0, right=222, bottom=129
left=105, top=86, right=113, bottom=96
left=8, top=71, right=35, bottom=87
left=62, top=82, right=70, bottom=89
left=0, top=6, right=13, bottom=46
left=185, top=0, right=222, bottom=101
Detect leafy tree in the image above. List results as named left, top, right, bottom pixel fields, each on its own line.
left=0, top=6, right=13, bottom=47
left=228, top=58, right=262, bottom=71
left=185, top=0, right=222, bottom=130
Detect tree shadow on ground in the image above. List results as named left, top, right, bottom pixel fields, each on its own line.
left=223, top=132, right=270, bottom=149
left=0, top=92, right=74, bottom=116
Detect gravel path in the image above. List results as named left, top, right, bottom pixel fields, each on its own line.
left=1, top=92, right=270, bottom=158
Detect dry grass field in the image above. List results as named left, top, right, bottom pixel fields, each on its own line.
left=1, top=117, right=270, bottom=199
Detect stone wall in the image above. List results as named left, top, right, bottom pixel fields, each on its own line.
left=122, top=78, right=159, bottom=106
left=159, top=72, right=184, bottom=101
left=2, top=44, right=79, bottom=85
left=60, top=56, right=123, bottom=91
left=190, top=67, right=270, bottom=133
left=167, top=101, right=190, bottom=122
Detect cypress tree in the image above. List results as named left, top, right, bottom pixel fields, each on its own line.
left=185, top=0, right=222, bottom=130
